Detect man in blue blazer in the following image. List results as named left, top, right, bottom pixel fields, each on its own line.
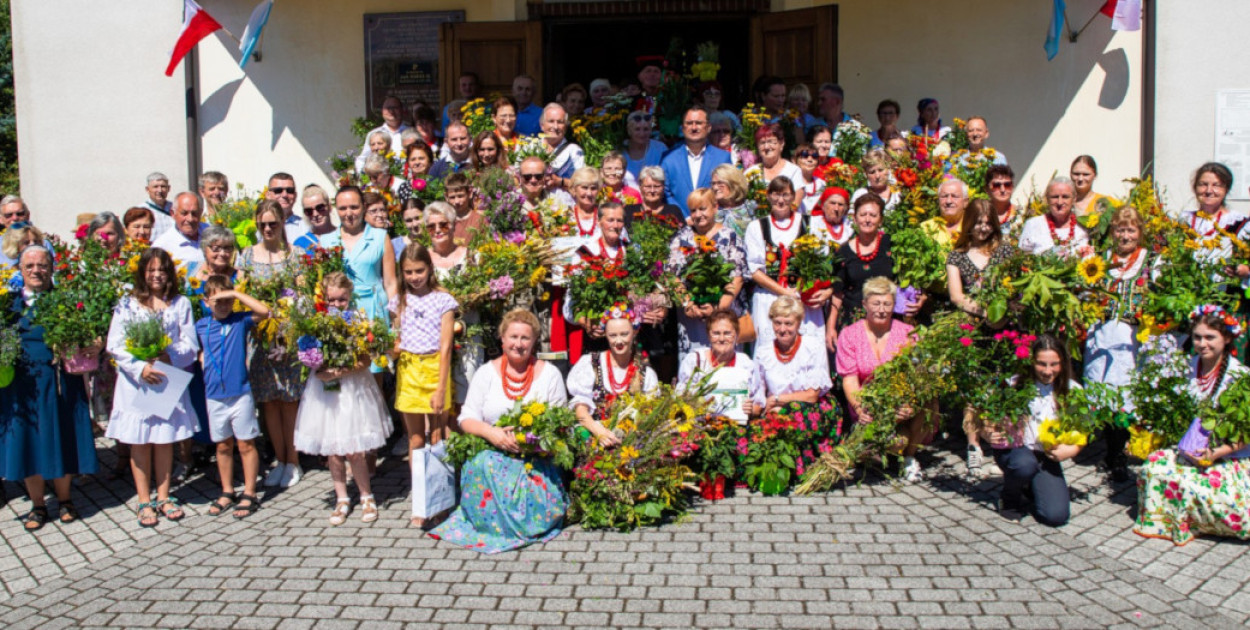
left=661, top=106, right=732, bottom=216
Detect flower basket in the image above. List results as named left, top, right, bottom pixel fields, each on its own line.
left=0, top=365, right=13, bottom=388
left=698, top=474, right=726, bottom=501
left=62, top=349, right=99, bottom=375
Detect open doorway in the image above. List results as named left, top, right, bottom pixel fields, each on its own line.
left=543, top=16, right=753, bottom=112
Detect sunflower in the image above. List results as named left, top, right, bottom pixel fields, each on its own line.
left=694, top=234, right=717, bottom=254
left=1076, top=256, right=1107, bottom=285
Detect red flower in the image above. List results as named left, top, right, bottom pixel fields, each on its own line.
left=76, top=302, right=84, bottom=310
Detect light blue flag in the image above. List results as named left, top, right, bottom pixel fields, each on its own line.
left=1044, top=0, right=1066, bottom=60
left=239, top=0, right=273, bottom=68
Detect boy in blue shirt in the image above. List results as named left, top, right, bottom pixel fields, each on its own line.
left=196, top=276, right=270, bottom=519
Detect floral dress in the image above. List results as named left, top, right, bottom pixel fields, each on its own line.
left=430, top=363, right=569, bottom=554
left=238, top=246, right=306, bottom=402
left=1134, top=357, right=1250, bottom=545
left=665, top=225, right=749, bottom=359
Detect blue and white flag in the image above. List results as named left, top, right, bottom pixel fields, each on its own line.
left=1044, top=0, right=1066, bottom=61
left=239, top=0, right=273, bottom=69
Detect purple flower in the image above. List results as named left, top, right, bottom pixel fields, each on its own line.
left=504, top=231, right=526, bottom=244
left=894, top=286, right=921, bottom=315
left=488, top=275, right=515, bottom=299
left=280, top=288, right=296, bottom=298
left=297, top=347, right=324, bottom=371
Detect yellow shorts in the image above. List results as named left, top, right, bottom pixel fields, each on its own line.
left=395, top=352, right=453, bottom=414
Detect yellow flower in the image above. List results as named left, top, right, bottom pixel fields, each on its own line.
left=1076, top=256, right=1106, bottom=285
left=524, top=462, right=533, bottom=473
left=519, top=413, right=534, bottom=427
left=1127, top=425, right=1166, bottom=460
left=373, top=355, right=389, bottom=369
left=528, top=266, right=547, bottom=287
left=526, top=402, right=546, bottom=415
left=515, top=433, right=527, bottom=444
left=619, top=446, right=639, bottom=462
left=616, top=418, right=636, bottom=434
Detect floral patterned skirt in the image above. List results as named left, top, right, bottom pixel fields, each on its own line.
left=1134, top=449, right=1250, bottom=545
left=429, top=451, right=566, bottom=554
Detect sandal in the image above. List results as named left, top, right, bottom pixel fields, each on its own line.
left=207, top=492, right=237, bottom=517
left=360, top=495, right=379, bottom=523
left=23, top=506, right=49, bottom=531
left=232, top=494, right=260, bottom=520
left=59, top=500, right=79, bottom=524
left=137, top=502, right=158, bottom=528
left=328, top=499, right=352, bottom=526
left=156, top=498, right=185, bottom=521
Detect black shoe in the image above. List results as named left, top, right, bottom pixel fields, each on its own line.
left=999, top=500, right=1026, bottom=523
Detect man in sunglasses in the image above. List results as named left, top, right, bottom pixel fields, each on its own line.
left=263, top=172, right=307, bottom=243
left=1, top=195, right=31, bottom=234
left=516, top=156, right=572, bottom=212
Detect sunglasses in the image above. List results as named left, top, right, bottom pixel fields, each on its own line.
left=520, top=173, right=545, bottom=182
left=796, top=151, right=819, bottom=159
left=258, top=221, right=280, bottom=229
left=989, top=182, right=1014, bottom=190
left=270, top=187, right=296, bottom=195
left=427, top=221, right=450, bottom=230
left=305, top=203, right=329, bottom=214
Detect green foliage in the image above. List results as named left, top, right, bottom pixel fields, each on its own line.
left=0, top=0, right=15, bottom=195
left=1129, top=336, right=1201, bottom=445
left=1143, top=230, right=1234, bottom=330
left=123, top=315, right=170, bottom=362
left=1205, top=374, right=1250, bottom=449
left=444, top=400, right=579, bottom=470
left=891, top=226, right=948, bottom=291
left=1059, top=381, right=1130, bottom=437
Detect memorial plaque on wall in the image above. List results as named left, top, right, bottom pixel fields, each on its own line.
left=363, top=11, right=464, bottom=117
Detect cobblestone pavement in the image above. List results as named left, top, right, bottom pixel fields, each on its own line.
left=0, top=436, right=1247, bottom=629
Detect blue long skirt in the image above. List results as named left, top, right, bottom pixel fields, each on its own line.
left=429, top=451, right=566, bottom=554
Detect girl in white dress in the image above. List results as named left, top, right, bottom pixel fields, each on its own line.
left=293, top=272, right=394, bottom=526
left=106, top=247, right=200, bottom=527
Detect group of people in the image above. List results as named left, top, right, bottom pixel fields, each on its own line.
left=2, top=62, right=1248, bottom=553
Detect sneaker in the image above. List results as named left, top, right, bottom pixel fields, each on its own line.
left=262, top=464, right=286, bottom=487
left=966, top=445, right=984, bottom=479
left=902, top=457, right=923, bottom=483
left=282, top=464, right=303, bottom=488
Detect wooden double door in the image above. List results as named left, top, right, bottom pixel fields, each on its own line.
left=438, top=5, right=836, bottom=107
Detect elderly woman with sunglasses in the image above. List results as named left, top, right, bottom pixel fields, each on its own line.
left=239, top=199, right=307, bottom=487
left=792, top=142, right=826, bottom=215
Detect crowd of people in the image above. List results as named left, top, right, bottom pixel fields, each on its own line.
left=1, top=57, right=1248, bottom=553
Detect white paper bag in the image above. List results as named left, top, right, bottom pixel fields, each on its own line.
left=411, top=446, right=455, bottom=518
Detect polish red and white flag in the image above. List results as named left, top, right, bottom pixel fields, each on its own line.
left=165, top=0, right=223, bottom=76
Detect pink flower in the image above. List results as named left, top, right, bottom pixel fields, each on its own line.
left=993, top=332, right=1005, bottom=341
left=959, top=323, right=975, bottom=331
left=736, top=437, right=749, bottom=456
left=959, top=337, right=973, bottom=347
left=412, top=178, right=428, bottom=192
left=1148, top=452, right=1163, bottom=463
left=1015, top=346, right=1030, bottom=359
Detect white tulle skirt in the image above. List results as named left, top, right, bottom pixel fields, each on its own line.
left=293, top=370, right=393, bottom=456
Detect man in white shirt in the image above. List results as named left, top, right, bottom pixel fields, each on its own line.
left=152, top=192, right=208, bottom=274
left=541, top=103, right=584, bottom=187
left=963, top=117, right=1008, bottom=166
left=263, top=172, right=307, bottom=243
left=357, top=96, right=411, bottom=165
left=142, top=172, right=176, bottom=241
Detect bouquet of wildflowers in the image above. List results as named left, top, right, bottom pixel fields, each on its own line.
left=735, top=104, right=768, bottom=152
left=569, top=382, right=712, bottom=531
left=459, top=98, right=495, bottom=136
left=1127, top=334, right=1201, bottom=456
left=444, top=400, right=579, bottom=470
left=482, top=187, right=530, bottom=241
left=565, top=258, right=628, bottom=323
left=209, top=185, right=262, bottom=248
left=675, top=235, right=734, bottom=306
left=285, top=298, right=394, bottom=389
left=298, top=246, right=346, bottom=298
left=572, top=107, right=629, bottom=167
left=442, top=236, right=557, bottom=314
left=787, top=233, right=838, bottom=301
left=831, top=120, right=871, bottom=164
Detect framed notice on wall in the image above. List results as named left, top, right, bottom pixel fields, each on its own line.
left=1215, top=90, right=1250, bottom=201
left=364, top=11, right=465, bottom=117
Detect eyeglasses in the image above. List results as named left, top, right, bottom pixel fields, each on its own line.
left=796, top=151, right=819, bottom=159
left=207, top=245, right=233, bottom=253
left=305, top=203, right=329, bottom=214
left=270, top=187, right=296, bottom=195
left=989, top=181, right=1013, bottom=190
left=520, top=173, right=545, bottom=182
left=257, top=221, right=280, bottom=230
left=426, top=221, right=450, bottom=231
